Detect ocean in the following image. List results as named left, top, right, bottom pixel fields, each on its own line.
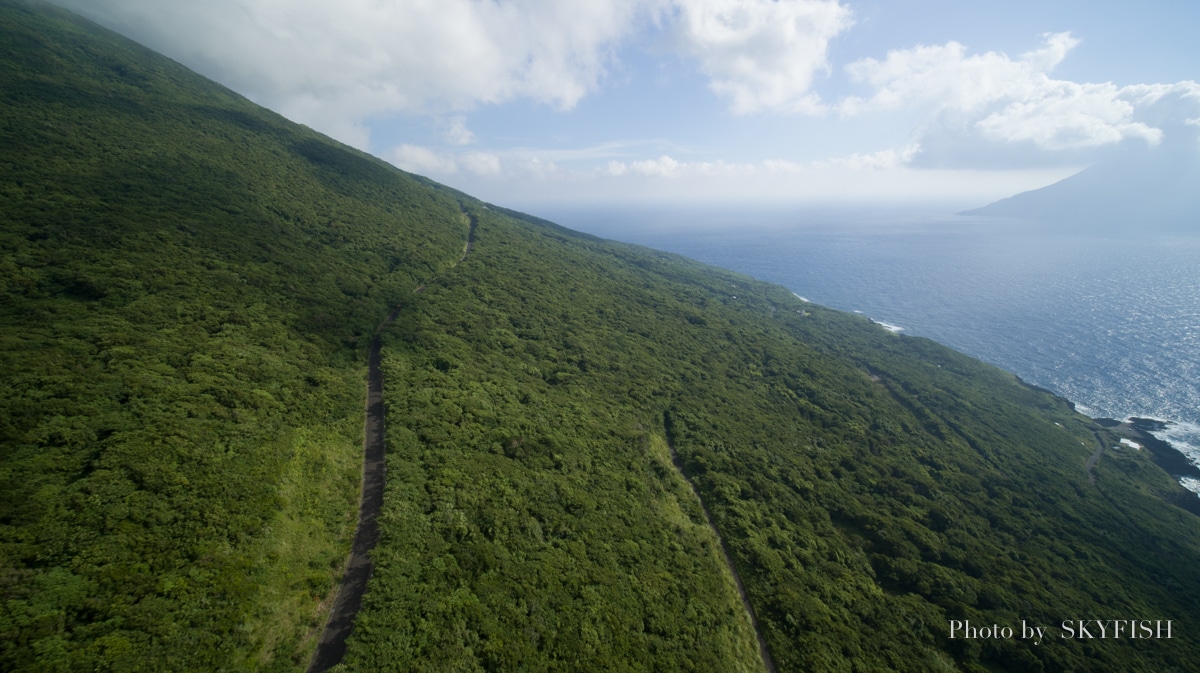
left=537, top=205, right=1200, bottom=489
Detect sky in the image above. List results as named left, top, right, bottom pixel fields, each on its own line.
left=53, top=0, right=1200, bottom=211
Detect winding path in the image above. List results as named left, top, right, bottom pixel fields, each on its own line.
left=307, top=207, right=476, bottom=672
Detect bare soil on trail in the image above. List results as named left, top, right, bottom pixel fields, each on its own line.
left=460, top=212, right=477, bottom=261
left=308, top=209, right=476, bottom=671
left=664, top=427, right=778, bottom=673
left=1085, top=432, right=1105, bottom=486
left=306, top=304, right=401, bottom=673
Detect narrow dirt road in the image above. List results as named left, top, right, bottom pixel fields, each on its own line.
left=664, top=420, right=777, bottom=673
left=308, top=206, right=476, bottom=672
left=1085, top=432, right=1106, bottom=486
left=306, top=305, right=400, bottom=673
left=460, top=212, right=477, bottom=261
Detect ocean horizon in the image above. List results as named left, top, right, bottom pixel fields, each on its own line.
left=535, top=204, right=1200, bottom=493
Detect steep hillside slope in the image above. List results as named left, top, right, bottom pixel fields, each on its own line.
left=3, top=2, right=1200, bottom=672
left=0, top=2, right=469, bottom=670
left=349, top=205, right=1200, bottom=673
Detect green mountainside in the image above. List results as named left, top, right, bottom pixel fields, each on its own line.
left=3, top=2, right=1200, bottom=671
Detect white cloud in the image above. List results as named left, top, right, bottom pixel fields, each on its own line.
left=841, top=33, right=1200, bottom=157
left=400, top=143, right=929, bottom=188
left=761, top=159, right=804, bottom=173
left=57, top=0, right=653, bottom=148
left=391, top=144, right=459, bottom=174
left=822, top=145, right=920, bottom=170
left=841, top=33, right=1080, bottom=115
left=55, top=0, right=855, bottom=151
left=442, top=116, right=477, bottom=146
left=380, top=138, right=1081, bottom=208
left=598, top=155, right=765, bottom=179
left=629, top=155, right=682, bottom=176
left=602, top=160, right=630, bottom=176
left=390, top=146, right=503, bottom=176
left=590, top=150, right=922, bottom=182
left=974, top=82, right=1162, bottom=149
left=498, top=140, right=676, bottom=166
left=671, top=0, right=853, bottom=114
left=457, top=158, right=1078, bottom=208
left=513, top=156, right=564, bottom=179
left=459, top=152, right=502, bottom=175
left=593, top=146, right=929, bottom=181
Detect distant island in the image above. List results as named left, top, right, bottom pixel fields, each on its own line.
left=962, top=132, right=1200, bottom=232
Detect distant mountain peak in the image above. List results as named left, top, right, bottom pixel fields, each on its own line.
left=962, top=142, right=1200, bottom=232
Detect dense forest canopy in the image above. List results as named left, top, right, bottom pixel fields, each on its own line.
left=2, top=2, right=1199, bottom=671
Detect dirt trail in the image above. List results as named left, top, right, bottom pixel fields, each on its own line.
left=306, top=304, right=400, bottom=673
left=663, top=421, right=777, bottom=673
left=460, top=212, right=477, bottom=262
left=308, top=207, right=475, bottom=672
left=1085, top=432, right=1106, bottom=486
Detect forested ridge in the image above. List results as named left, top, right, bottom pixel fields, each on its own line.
left=3, top=2, right=1200, bottom=671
